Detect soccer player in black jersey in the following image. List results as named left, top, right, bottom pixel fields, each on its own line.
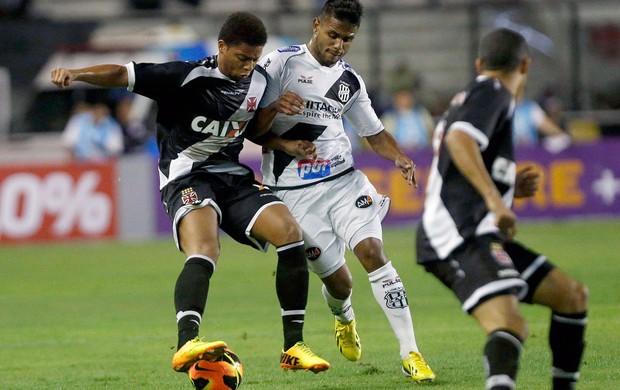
left=51, top=12, right=330, bottom=374
left=416, top=28, right=588, bottom=389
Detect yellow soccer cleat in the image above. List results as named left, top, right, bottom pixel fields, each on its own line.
left=280, top=341, right=331, bottom=373
left=335, top=318, right=362, bottom=361
left=402, top=351, right=436, bottom=383
left=172, top=338, right=228, bottom=372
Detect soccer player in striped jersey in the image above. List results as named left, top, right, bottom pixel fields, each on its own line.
left=250, top=0, right=435, bottom=382
left=416, top=28, right=588, bottom=390
left=51, top=11, right=330, bottom=375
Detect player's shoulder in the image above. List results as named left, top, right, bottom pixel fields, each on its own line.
left=196, top=55, right=218, bottom=69
left=336, top=59, right=362, bottom=79
left=262, top=44, right=305, bottom=63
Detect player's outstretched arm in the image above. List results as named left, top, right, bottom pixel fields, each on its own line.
left=365, top=129, right=417, bottom=187
left=51, top=64, right=128, bottom=89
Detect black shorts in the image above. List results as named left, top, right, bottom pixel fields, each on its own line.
left=161, top=168, right=283, bottom=252
left=423, top=234, right=555, bottom=313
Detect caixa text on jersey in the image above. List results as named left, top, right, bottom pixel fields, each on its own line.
left=190, top=116, right=246, bottom=137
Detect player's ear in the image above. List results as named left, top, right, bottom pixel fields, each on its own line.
left=475, top=58, right=483, bottom=74
left=217, top=40, right=227, bottom=54
left=312, top=18, right=320, bottom=35
left=519, top=57, right=531, bottom=75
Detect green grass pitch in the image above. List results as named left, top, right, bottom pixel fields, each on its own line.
left=1, top=219, right=618, bottom=389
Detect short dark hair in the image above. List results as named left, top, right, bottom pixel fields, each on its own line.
left=319, top=0, right=363, bottom=27
left=478, top=28, right=529, bottom=72
left=218, top=12, right=267, bottom=47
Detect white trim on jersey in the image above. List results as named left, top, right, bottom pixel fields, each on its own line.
left=422, top=159, right=464, bottom=260
left=125, top=62, right=136, bottom=92
left=449, top=120, right=490, bottom=151
left=181, top=66, right=229, bottom=87
left=474, top=212, right=500, bottom=236
left=163, top=155, right=195, bottom=190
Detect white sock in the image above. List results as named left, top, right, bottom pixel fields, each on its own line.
left=368, top=261, right=419, bottom=359
left=322, top=284, right=355, bottom=323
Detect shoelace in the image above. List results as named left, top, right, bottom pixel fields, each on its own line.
left=296, top=342, right=316, bottom=356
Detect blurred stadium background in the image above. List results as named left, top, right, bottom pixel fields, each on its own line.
left=1, top=0, right=619, bottom=243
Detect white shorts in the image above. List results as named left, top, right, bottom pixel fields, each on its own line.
left=274, top=170, right=390, bottom=278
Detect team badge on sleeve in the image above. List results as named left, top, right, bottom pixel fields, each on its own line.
left=337, top=82, right=351, bottom=103
left=181, top=187, right=200, bottom=205
left=246, top=96, right=257, bottom=112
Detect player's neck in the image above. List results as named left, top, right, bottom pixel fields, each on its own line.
left=481, top=70, right=522, bottom=97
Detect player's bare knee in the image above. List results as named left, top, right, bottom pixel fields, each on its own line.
left=501, top=315, right=528, bottom=341
left=329, top=282, right=352, bottom=300
left=567, top=281, right=589, bottom=313
left=183, top=240, right=220, bottom=261
left=280, top=221, right=303, bottom=243
left=353, top=240, right=387, bottom=271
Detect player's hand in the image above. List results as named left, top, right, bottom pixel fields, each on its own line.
left=50, top=67, right=75, bottom=89
left=395, top=155, right=418, bottom=188
left=280, top=139, right=317, bottom=159
left=275, top=91, right=305, bottom=116
left=515, top=165, right=541, bottom=198
left=493, top=205, right=517, bottom=239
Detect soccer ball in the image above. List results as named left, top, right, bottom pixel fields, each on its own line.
left=188, top=348, right=244, bottom=390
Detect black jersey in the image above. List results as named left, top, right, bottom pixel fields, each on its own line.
left=126, top=56, right=268, bottom=190
left=417, top=76, right=517, bottom=263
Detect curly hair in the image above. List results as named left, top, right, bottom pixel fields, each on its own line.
left=218, top=11, right=267, bottom=47
left=319, top=0, right=363, bottom=27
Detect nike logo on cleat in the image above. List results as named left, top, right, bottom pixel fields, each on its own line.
left=280, top=353, right=300, bottom=366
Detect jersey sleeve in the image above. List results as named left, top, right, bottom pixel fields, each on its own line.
left=258, top=47, right=304, bottom=109
left=343, top=73, right=383, bottom=137
left=127, top=61, right=194, bottom=101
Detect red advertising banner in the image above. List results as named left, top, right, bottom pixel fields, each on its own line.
left=0, top=162, right=118, bottom=243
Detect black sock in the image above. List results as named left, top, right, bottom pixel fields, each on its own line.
left=484, top=330, right=523, bottom=390
left=276, top=241, right=308, bottom=350
left=550, top=311, right=587, bottom=390
left=174, top=256, right=215, bottom=350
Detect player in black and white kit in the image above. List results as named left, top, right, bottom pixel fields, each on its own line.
left=250, top=0, right=434, bottom=382
left=51, top=12, right=331, bottom=375
left=416, top=28, right=588, bottom=390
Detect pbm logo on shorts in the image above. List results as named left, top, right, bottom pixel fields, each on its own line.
left=384, top=288, right=408, bottom=309
left=305, top=246, right=322, bottom=261
left=355, top=195, right=373, bottom=208
left=490, top=242, right=513, bottom=266
left=181, top=187, right=200, bottom=205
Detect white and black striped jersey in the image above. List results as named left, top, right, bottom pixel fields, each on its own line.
left=257, top=44, right=383, bottom=189
left=126, top=56, right=268, bottom=190
left=417, top=76, right=517, bottom=263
